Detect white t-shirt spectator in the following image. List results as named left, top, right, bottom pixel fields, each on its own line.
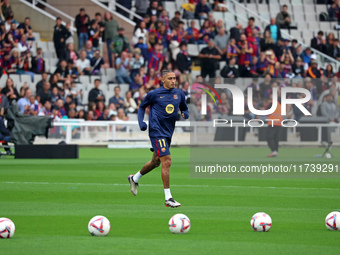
left=76, top=58, right=91, bottom=72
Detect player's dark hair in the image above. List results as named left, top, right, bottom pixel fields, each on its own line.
left=94, top=79, right=101, bottom=83
left=162, top=69, right=173, bottom=78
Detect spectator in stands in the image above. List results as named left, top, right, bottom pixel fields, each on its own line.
left=302, top=47, right=313, bottom=64
left=135, top=0, right=148, bottom=22
left=53, top=17, right=71, bottom=59
left=147, top=1, right=161, bottom=17
left=88, top=19, right=103, bottom=50
left=276, top=5, right=291, bottom=29
left=49, top=73, right=59, bottom=91
left=125, top=90, right=138, bottom=113
left=26, top=95, right=39, bottom=116
left=293, top=57, right=305, bottom=77
left=97, top=108, right=110, bottom=121
left=132, top=21, right=148, bottom=45
left=1, top=77, right=18, bottom=104
left=213, top=0, right=227, bottom=12
left=77, top=50, right=91, bottom=75
left=176, top=42, right=192, bottom=84
left=265, top=18, right=281, bottom=43
left=109, top=86, right=125, bottom=110
left=18, top=34, right=30, bottom=57
left=95, top=100, right=105, bottom=117
left=186, top=20, right=200, bottom=44
left=129, top=48, right=144, bottom=79
left=328, top=1, right=339, bottom=21
left=75, top=8, right=90, bottom=50
left=198, top=39, right=221, bottom=78
left=259, top=30, right=274, bottom=53
left=6, top=47, right=20, bottom=74
left=311, top=31, right=327, bottom=53
left=327, top=38, right=340, bottom=61
left=195, top=0, right=211, bottom=20
left=159, top=9, right=170, bottom=29
left=1, top=0, right=13, bottom=21
left=220, top=57, right=239, bottom=80
left=134, top=36, right=148, bottom=61
left=148, top=43, right=164, bottom=72
left=67, top=59, right=79, bottom=80
left=85, top=40, right=94, bottom=60
left=88, top=79, right=105, bottom=104
left=17, top=88, right=32, bottom=113
left=65, top=22, right=74, bottom=45
left=245, top=17, right=260, bottom=38
left=112, top=27, right=131, bottom=57
left=38, top=82, right=52, bottom=105
left=130, top=72, right=143, bottom=93
left=116, top=0, right=132, bottom=19
left=51, top=86, right=61, bottom=105
left=55, top=59, right=70, bottom=82
left=90, top=49, right=104, bottom=75
left=307, top=59, right=323, bottom=79
left=248, top=28, right=261, bottom=58
left=115, top=51, right=132, bottom=84
left=168, top=11, right=180, bottom=30
left=104, top=12, right=118, bottom=67
left=65, top=43, right=78, bottom=64
left=18, top=17, right=31, bottom=35
left=229, top=23, right=242, bottom=42
left=36, top=72, right=48, bottom=95
left=259, top=73, right=272, bottom=99
left=238, top=34, right=253, bottom=77
left=134, top=86, right=146, bottom=108
left=214, top=27, right=228, bottom=58
left=321, top=93, right=339, bottom=122
left=199, top=19, right=214, bottom=44
left=324, top=64, right=335, bottom=79
left=226, top=38, right=240, bottom=63
left=31, top=47, right=45, bottom=74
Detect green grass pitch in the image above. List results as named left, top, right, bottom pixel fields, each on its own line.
left=0, top=147, right=339, bottom=254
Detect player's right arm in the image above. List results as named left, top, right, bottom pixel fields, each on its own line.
left=138, top=91, right=154, bottom=131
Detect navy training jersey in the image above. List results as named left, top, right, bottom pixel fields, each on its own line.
left=139, top=86, right=188, bottom=139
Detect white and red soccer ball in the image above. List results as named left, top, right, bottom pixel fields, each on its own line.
left=325, top=211, right=340, bottom=231
left=0, top=218, right=15, bottom=239
left=88, top=216, right=111, bottom=236
left=168, top=213, right=191, bottom=234
left=250, top=212, right=272, bottom=232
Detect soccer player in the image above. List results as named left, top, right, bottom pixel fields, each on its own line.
left=128, top=70, right=189, bottom=208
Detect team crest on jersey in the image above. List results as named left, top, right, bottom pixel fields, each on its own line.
left=166, top=104, right=174, bottom=114
left=161, top=148, right=166, bottom=152
left=173, top=94, right=178, bottom=99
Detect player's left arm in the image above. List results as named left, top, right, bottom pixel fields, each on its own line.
left=179, top=91, right=189, bottom=119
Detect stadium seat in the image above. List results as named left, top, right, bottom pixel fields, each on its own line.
left=0, top=74, right=8, bottom=85
left=106, top=68, right=116, bottom=82
left=37, top=41, right=48, bottom=52
left=319, top=22, right=331, bottom=31
left=257, top=4, right=268, bottom=13
left=9, top=74, right=21, bottom=87
left=119, top=84, right=130, bottom=98
left=291, top=0, right=303, bottom=5
left=246, top=4, right=257, bottom=13
left=33, top=32, right=41, bottom=42
left=213, top=12, right=224, bottom=21
left=49, top=58, right=59, bottom=68
left=21, top=75, right=33, bottom=90
left=188, top=44, right=199, bottom=57
left=279, top=0, right=290, bottom=5
left=33, top=74, right=42, bottom=84
left=79, top=75, right=90, bottom=90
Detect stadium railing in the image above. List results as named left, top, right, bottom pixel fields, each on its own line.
left=52, top=120, right=340, bottom=145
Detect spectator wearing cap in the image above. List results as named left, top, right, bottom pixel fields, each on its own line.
left=134, top=36, right=148, bottom=60
left=276, top=5, right=291, bottom=29
left=195, top=0, right=211, bottom=20
left=265, top=18, right=281, bottom=43
left=170, top=11, right=181, bottom=30
left=53, top=17, right=71, bottom=59
left=198, top=39, right=221, bottom=78
left=112, top=27, right=131, bottom=57
left=327, top=38, right=340, bottom=61
left=307, top=59, right=323, bottom=79
left=302, top=47, right=313, bottom=64
left=176, top=42, right=192, bottom=84
left=311, top=31, right=327, bottom=53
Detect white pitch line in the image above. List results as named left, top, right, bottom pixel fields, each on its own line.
left=0, top=181, right=339, bottom=191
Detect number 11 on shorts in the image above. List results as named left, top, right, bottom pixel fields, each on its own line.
left=158, top=139, right=166, bottom=148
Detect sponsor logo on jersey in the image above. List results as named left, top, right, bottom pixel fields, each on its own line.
left=166, top=104, right=174, bottom=114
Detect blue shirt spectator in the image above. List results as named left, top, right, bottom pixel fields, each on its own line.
left=195, top=0, right=211, bottom=19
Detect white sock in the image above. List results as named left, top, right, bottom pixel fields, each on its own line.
left=164, top=188, right=172, bottom=200
left=133, top=171, right=143, bottom=183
